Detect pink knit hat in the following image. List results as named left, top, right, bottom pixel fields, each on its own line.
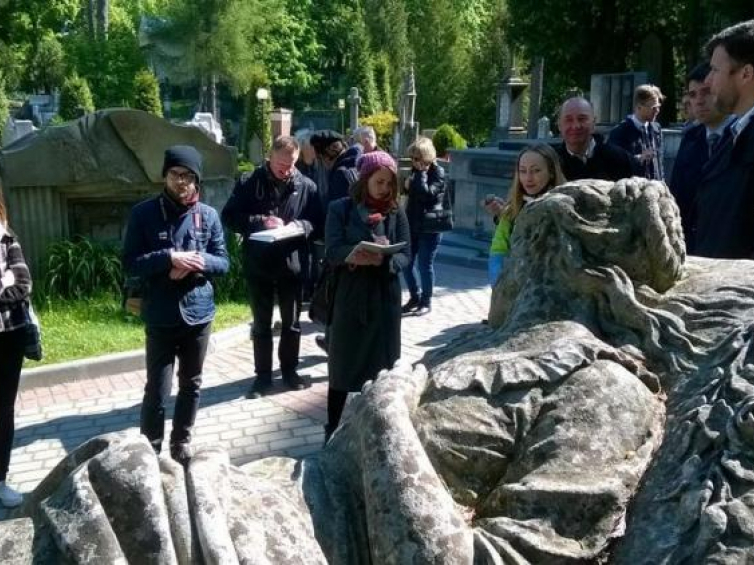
left=356, top=150, right=397, bottom=179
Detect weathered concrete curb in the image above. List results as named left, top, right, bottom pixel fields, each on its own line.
left=19, top=323, right=251, bottom=391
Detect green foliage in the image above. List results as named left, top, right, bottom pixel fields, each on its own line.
left=237, top=159, right=254, bottom=174
left=27, top=294, right=250, bottom=367
left=132, top=69, right=163, bottom=116
left=360, top=112, right=398, bottom=150
left=63, top=20, right=146, bottom=108
left=59, top=74, right=95, bottom=120
left=432, top=124, right=467, bottom=158
left=0, top=79, right=9, bottom=146
left=43, top=237, right=122, bottom=300
left=47, top=114, right=66, bottom=126
left=28, top=33, right=66, bottom=93
left=213, top=232, right=247, bottom=303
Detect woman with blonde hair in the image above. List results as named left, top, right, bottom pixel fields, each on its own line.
left=402, top=136, right=447, bottom=316
left=0, top=180, right=32, bottom=507
left=488, top=143, right=566, bottom=285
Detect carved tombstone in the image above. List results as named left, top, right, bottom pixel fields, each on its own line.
left=4, top=178, right=754, bottom=563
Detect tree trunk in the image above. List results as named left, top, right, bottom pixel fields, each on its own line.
left=87, top=0, right=96, bottom=39
left=96, top=0, right=109, bottom=40
left=527, top=57, right=544, bottom=139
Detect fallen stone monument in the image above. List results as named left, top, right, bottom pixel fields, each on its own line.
left=2, top=177, right=753, bottom=563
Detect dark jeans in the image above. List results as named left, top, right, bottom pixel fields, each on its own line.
left=403, top=232, right=442, bottom=306
left=141, top=322, right=211, bottom=452
left=248, top=276, right=302, bottom=380
left=0, top=328, right=25, bottom=481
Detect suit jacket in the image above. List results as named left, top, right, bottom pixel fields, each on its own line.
left=669, top=123, right=709, bottom=254
left=608, top=117, right=664, bottom=180
left=693, top=120, right=754, bottom=258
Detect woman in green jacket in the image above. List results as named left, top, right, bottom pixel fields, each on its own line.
left=488, top=143, right=566, bottom=285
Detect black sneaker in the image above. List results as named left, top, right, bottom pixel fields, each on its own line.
left=315, top=335, right=329, bottom=353
left=282, top=372, right=309, bottom=391
left=246, top=377, right=274, bottom=399
left=401, top=297, right=421, bottom=314
left=170, top=443, right=192, bottom=467
left=414, top=305, right=432, bottom=316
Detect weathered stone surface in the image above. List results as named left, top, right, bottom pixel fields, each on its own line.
left=1, top=109, right=236, bottom=189
left=3, top=178, right=754, bottom=563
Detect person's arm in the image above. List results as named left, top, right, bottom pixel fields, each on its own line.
left=122, top=205, right=172, bottom=279
left=220, top=172, right=268, bottom=237
left=325, top=200, right=356, bottom=266
left=0, top=238, right=31, bottom=304
left=388, top=207, right=411, bottom=274
left=291, top=180, right=323, bottom=240
left=199, top=209, right=230, bottom=276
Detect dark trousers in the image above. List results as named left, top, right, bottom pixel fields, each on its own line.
left=403, top=232, right=442, bottom=306
left=141, top=322, right=211, bottom=452
left=248, top=276, right=302, bottom=380
left=0, top=328, right=24, bottom=481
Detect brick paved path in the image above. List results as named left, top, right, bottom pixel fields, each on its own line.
left=1, top=263, right=488, bottom=520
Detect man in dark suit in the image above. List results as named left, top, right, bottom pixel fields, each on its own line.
left=669, top=63, right=733, bottom=253
left=555, top=97, right=635, bottom=181
left=609, top=84, right=666, bottom=180
left=694, top=20, right=754, bottom=258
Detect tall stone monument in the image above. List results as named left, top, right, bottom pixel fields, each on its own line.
left=396, top=66, right=419, bottom=157
left=492, top=53, right=529, bottom=141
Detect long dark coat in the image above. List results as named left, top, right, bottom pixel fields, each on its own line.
left=324, top=197, right=411, bottom=392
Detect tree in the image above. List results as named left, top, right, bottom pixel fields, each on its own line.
left=28, top=33, right=66, bottom=93
left=0, top=78, right=9, bottom=146
left=59, top=74, right=95, bottom=120
left=132, top=69, right=162, bottom=116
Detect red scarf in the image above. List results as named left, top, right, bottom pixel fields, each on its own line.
left=365, top=195, right=391, bottom=225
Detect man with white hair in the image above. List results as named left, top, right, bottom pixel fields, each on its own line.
left=351, top=125, right=378, bottom=153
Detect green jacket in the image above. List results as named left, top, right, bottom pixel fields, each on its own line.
left=490, top=215, right=513, bottom=255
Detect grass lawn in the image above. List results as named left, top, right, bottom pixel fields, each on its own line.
left=25, top=294, right=251, bottom=368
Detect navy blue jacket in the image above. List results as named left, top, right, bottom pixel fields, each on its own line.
left=608, top=117, right=665, bottom=180
left=327, top=145, right=362, bottom=206
left=122, top=193, right=229, bottom=327
left=669, top=123, right=709, bottom=253
left=221, top=165, right=322, bottom=279
left=694, top=120, right=754, bottom=258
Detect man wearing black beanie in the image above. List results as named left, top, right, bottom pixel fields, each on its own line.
left=123, top=144, right=229, bottom=466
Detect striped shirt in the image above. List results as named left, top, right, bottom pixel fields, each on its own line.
left=0, top=231, right=32, bottom=332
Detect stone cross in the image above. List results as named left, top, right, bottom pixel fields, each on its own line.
left=347, top=87, right=361, bottom=131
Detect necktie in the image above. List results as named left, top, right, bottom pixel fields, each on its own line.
left=707, top=132, right=721, bottom=158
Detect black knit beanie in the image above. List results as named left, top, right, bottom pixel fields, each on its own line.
left=162, top=145, right=203, bottom=184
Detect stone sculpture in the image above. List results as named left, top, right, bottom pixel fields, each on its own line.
left=2, top=177, right=754, bottom=563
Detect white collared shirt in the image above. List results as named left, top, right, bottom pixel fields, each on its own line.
left=566, top=137, right=596, bottom=164
left=732, top=104, right=754, bottom=141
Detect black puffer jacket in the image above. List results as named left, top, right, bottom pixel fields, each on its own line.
left=404, top=161, right=446, bottom=233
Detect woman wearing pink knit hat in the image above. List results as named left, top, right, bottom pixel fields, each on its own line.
left=322, top=150, right=411, bottom=443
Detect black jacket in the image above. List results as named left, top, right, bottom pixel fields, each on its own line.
left=404, top=162, right=447, bottom=233
left=327, top=146, right=362, bottom=206
left=693, top=120, right=754, bottom=258
left=221, top=165, right=323, bottom=279
left=556, top=134, right=634, bottom=182
left=669, top=123, right=709, bottom=253
left=608, top=117, right=664, bottom=180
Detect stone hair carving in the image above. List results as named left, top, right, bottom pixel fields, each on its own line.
left=3, top=178, right=754, bottom=563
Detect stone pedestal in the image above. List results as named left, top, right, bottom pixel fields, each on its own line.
left=271, top=108, right=293, bottom=139
left=493, top=73, right=529, bottom=141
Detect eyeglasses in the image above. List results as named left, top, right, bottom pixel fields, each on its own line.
left=167, top=169, right=197, bottom=184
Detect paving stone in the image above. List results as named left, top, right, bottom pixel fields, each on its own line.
left=4, top=263, right=488, bottom=506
